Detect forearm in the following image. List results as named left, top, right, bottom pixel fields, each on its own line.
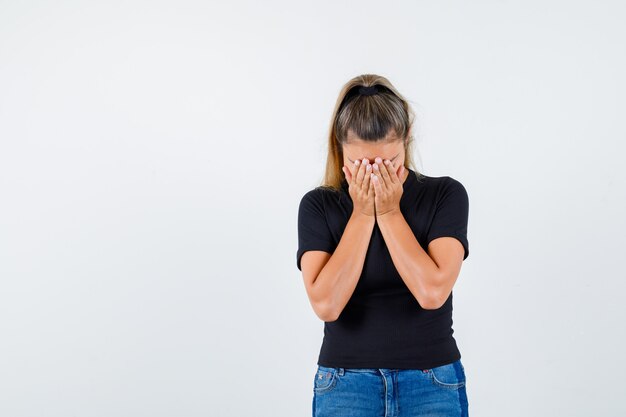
left=376, top=210, right=442, bottom=308
left=313, top=212, right=375, bottom=321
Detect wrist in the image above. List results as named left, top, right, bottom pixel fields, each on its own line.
left=375, top=207, right=402, bottom=222
left=350, top=211, right=376, bottom=225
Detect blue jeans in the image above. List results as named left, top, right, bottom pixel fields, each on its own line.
left=312, top=359, right=469, bottom=417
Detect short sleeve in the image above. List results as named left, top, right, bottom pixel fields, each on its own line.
left=426, top=177, right=470, bottom=261
left=296, top=189, right=336, bottom=271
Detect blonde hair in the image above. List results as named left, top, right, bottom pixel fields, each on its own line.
left=320, top=74, right=424, bottom=192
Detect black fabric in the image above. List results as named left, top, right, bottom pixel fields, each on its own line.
left=296, top=168, right=469, bottom=369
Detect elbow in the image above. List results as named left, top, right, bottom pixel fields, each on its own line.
left=309, top=277, right=342, bottom=322
left=418, top=270, right=453, bottom=310
left=321, top=313, right=339, bottom=322
left=313, top=300, right=339, bottom=322
left=418, top=288, right=446, bottom=310
left=420, top=297, right=444, bottom=310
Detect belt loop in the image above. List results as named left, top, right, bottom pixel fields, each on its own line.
left=337, top=367, right=345, bottom=376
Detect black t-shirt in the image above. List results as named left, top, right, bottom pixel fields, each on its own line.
left=296, top=168, right=469, bottom=369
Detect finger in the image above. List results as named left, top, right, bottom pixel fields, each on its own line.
left=377, top=158, right=395, bottom=187
left=384, top=159, right=400, bottom=183
left=352, top=159, right=361, bottom=188
left=357, top=158, right=369, bottom=191
left=347, top=159, right=357, bottom=178
left=371, top=172, right=382, bottom=195
left=364, top=161, right=372, bottom=191
left=342, top=165, right=351, bottom=182
left=363, top=162, right=372, bottom=195
left=372, top=161, right=388, bottom=193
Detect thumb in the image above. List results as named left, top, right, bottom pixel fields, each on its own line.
left=344, top=166, right=354, bottom=181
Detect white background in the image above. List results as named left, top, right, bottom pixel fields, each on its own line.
left=1, top=1, right=625, bottom=416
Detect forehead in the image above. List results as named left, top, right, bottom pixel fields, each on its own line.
left=342, top=139, right=403, bottom=160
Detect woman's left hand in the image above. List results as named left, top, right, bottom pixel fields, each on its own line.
left=371, top=157, right=405, bottom=217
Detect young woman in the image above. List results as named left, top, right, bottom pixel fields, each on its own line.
left=296, top=74, right=470, bottom=417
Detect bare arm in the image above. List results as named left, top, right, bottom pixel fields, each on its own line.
left=376, top=210, right=465, bottom=309
left=300, top=211, right=375, bottom=322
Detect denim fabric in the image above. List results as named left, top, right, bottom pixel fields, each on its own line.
left=312, top=359, right=468, bottom=417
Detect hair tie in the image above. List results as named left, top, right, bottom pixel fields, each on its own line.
left=358, top=85, right=379, bottom=96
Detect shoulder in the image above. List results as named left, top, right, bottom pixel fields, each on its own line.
left=298, top=186, right=342, bottom=214
left=442, top=176, right=467, bottom=193
left=426, top=175, right=467, bottom=194
left=299, top=185, right=342, bottom=205
left=435, top=176, right=469, bottom=210
left=415, top=174, right=466, bottom=193
left=415, top=175, right=468, bottom=208
left=299, top=186, right=331, bottom=203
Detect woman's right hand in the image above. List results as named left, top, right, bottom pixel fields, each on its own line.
left=342, top=158, right=375, bottom=217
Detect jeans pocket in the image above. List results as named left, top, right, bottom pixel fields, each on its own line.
left=425, top=359, right=466, bottom=390
left=314, top=365, right=339, bottom=394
